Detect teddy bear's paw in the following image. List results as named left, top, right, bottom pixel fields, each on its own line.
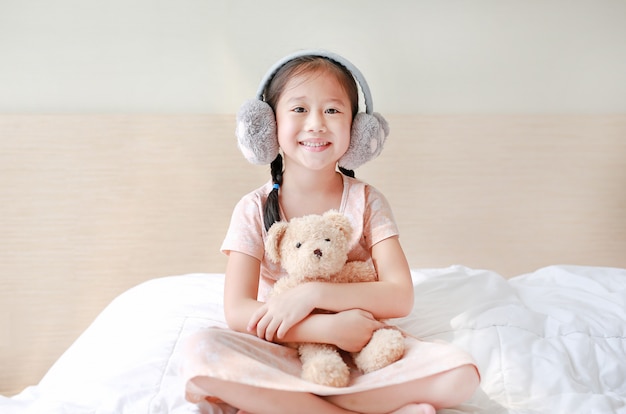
left=301, top=357, right=350, bottom=387
left=353, top=328, right=405, bottom=374
left=300, top=345, right=350, bottom=387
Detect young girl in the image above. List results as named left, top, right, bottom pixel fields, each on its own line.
left=181, top=50, right=479, bottom=414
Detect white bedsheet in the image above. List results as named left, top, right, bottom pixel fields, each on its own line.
left=1, top=265, right=625, bottom=414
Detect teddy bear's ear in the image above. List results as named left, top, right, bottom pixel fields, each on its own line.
left=265, top=221, right=289, bottom=263
left=322, top=211, right=353, bottom=241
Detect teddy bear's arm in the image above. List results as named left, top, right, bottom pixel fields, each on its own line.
left=334, top=261, right=378, bottom=284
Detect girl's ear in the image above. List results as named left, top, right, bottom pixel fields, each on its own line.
left=235, top=99, right=280, bottom=165
left=264, top=221, right=289, bottom=263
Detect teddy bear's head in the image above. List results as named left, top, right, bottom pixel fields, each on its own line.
left=265, top=211, right=353, bottom=280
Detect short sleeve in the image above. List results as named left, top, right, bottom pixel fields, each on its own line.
left=341, top=176, right=399, bottom=263
left=363, top=184, right=399, bottom=248
left=220, top=188, right=267, bottom=261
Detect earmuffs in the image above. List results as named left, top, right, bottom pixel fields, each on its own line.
left=235, top=50, right=389, bottom=171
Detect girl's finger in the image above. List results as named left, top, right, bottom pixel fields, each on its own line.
left=256, top=314, right=270, bottom=339
left=264, top=318, right=281, bottom=342
left=247, top=305, right=267, bottom=332
left=276, top=323, right=288, bottom=340
left=276, top=314, right=297, bottom=339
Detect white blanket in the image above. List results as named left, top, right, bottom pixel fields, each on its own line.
left=2, top=265, right=625, bottom=413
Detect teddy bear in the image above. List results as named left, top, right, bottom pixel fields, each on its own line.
left=264, top=210, right=405, bottom=387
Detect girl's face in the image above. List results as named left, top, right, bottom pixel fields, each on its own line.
left=274, top=69, right=352, bottom=173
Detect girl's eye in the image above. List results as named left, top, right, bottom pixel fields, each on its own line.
left=325, top=108, right=339, bottom=114
left=293, top=107, right=306, bottom=113
left=295, top=242, right=302, bottom=248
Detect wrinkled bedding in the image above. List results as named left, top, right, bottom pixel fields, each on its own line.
left=2, top=265, right=625, bottom=413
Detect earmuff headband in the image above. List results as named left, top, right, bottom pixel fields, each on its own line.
left=255, top=49, right=375, bottom=115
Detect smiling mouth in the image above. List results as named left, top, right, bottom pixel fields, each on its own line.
left=300, top=141, right=329, bottom=147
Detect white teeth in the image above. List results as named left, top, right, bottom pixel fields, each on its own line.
left=301, top=142, right=327, bottom=147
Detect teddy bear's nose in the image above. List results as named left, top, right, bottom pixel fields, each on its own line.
left=313, top=248, right=323, bottom=258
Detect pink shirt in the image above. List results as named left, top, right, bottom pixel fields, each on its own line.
left=221, top=175, right=399, bottom=300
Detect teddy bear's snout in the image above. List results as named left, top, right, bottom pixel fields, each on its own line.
left=313, top=248, right=323, bottom=258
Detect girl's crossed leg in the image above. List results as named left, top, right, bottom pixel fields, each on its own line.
left=198, top=363, right=478, bottom=414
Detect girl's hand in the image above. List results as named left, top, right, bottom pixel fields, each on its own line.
left=247, top=284, right=317, bottom=342
left=330, top=309, right=385, bottom=352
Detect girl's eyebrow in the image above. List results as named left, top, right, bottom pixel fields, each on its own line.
left=285, top=96, right=348, bottom=106
left=285, top=96, right=306, bottom=103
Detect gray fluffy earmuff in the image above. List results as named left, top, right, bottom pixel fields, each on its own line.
left=235, top=50, right=389, bottom=170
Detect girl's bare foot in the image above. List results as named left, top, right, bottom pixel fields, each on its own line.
left=390, top=403, right=437, bottom=414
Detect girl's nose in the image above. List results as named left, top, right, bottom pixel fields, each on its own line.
left=306, top=111, right=326, bottom=132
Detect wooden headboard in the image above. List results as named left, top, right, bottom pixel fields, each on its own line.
left=1, top=114, right=625, bottom=395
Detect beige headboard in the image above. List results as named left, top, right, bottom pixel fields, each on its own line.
left=1, top=114, right=625, bottom=396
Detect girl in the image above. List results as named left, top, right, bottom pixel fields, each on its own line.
left=181, top=50, right=479, bottom=414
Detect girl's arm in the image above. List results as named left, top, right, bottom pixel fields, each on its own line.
left=223, top=251, right=384, bottom=351
left=248, top=236, right=414, bottom=342
left=222, top=250, right=263, bottom=333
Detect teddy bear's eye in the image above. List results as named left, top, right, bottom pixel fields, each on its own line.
left=295, top=242, right=302, bottom=248
left=325, top=238, right=331, bottom=242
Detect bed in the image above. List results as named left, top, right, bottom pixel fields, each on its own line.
left=1, top=114, right=625, bottom=413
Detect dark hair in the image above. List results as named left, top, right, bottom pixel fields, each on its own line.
left=262, top=56, right=359, bottom=231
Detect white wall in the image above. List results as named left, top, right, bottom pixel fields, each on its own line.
left=1, top=0, right=624, bottom=113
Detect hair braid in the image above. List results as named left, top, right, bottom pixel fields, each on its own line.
left=338, top=166, right=355, bottom=178
left=263, top=154, right=284, bottom=231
